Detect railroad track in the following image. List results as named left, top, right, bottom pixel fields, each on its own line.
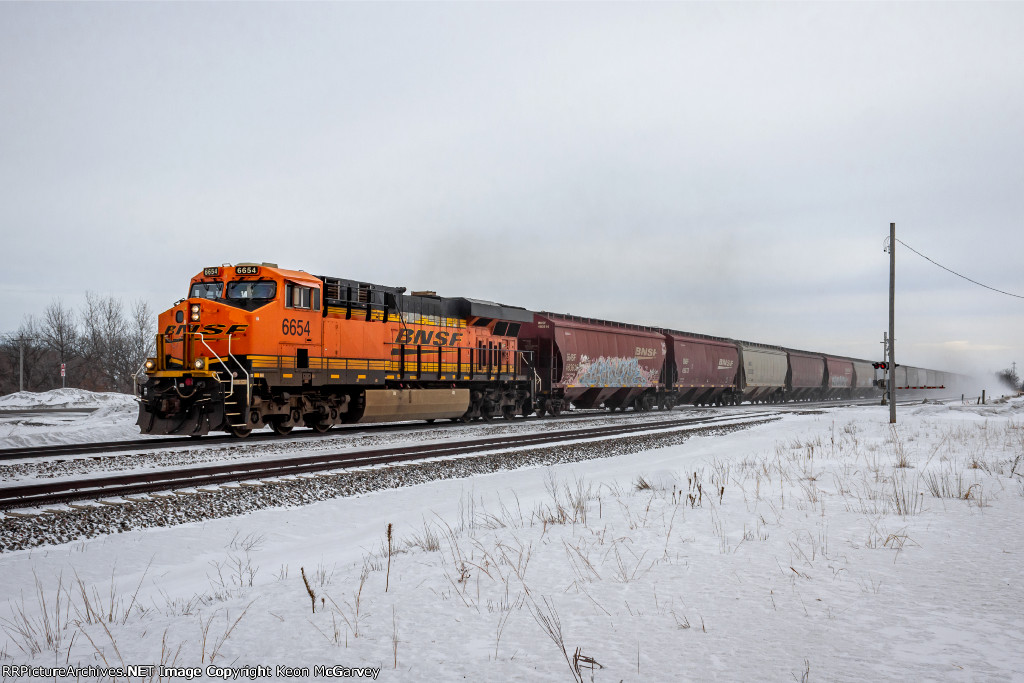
left=0, top=412, right=778, bottom=511
left=0, top=395, right=930, bottom=462
left=0, top=406, right=644, bottom=461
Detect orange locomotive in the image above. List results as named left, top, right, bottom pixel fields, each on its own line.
left=136, top=263, right=535, bottom=436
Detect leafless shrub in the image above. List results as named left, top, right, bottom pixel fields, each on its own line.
left=890, top=472, right=924, bottom=516
left=527, top=596, right=582, bottom=683
left=492, top=591, right=524, bottom=661
left=404, top=520, right=442, bottom=553
left=207, top=602, right=253, bottom=663
left=610, top=542, right=653, bottom=583
left=391, top=606, right=400, bottom=668
left=924, top=469, right=974, bottom=500
left=0, top=572, right=70, bottom=656
left=208, top=553, right=258, bottom=594
left=228, top=531, right=266, bottom=553
left=889, top=426, right=912, bottom=468
left=564, top=540, right=601, bottom=584
left=793, top=658, right=811, bottom=682
left=325, top=565, right=370, bottom=639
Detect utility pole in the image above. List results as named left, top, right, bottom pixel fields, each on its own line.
left=887, top=222, right=896, bottom=424
left=6, top=335, right=35, bottom=393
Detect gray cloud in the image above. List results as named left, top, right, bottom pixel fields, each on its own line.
left=2, top=2, right=1022, bottom=379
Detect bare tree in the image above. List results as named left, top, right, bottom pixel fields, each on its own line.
left=997, top=365, right=1021, bottom=392
left=0, top=317, right=54, bottom=394
left=114, top=298, right=156, bottom=391
left=41, top=299, right=78, bottom=384
left=76, top=292, right=157, bottom=393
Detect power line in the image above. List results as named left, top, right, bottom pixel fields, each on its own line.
left=895, top=238, right=1024, bottom=299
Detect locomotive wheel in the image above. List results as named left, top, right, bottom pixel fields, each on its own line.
left=230, top=426, right=252, bottom=438
left=536, top=406, right=547, bottom=418
left=270, top=420, right=294, bottom=435
left=502, top=405, right=515, bottom=420
left=550, top=402, right=562, bottom=417
left=310, top=421, right=331, bottom=433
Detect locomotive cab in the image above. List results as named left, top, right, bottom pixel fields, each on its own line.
left=137, top=263, right=326, bottom=436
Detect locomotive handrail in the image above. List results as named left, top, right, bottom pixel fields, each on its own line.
left=227, top=333, right=251, bottom=407
left=193, top=333, right=247, bottom=409
left=131, top=360, right=149, bottom=399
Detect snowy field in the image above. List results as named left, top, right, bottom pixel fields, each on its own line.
left=0, top=390, right=1023, bottom=681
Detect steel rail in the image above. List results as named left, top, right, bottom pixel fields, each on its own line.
left=0, top=413, right=777, bottom=510
left=0, top=406, right=636, bottom=460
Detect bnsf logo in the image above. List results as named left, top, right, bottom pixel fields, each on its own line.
left=164, top=324, right=249, bottom=337
left=395, top=329, right=464, bottom=346
left=635, top=347, right=657, bottom=358
left=717, top=359, right=735, bottom=369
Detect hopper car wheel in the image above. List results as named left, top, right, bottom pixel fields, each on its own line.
left=425, top=419, right=436, bottom=424
left=231, top=426, right=252, bottom=438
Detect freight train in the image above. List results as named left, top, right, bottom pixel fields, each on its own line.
left=135, top=263, right=955, bottom=436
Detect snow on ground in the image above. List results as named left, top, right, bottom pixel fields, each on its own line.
left=0, top=389, right=137, bottom=411
left=1, top=398, right=1023, bottom=681
left=0, top=389, right=149, bottom=449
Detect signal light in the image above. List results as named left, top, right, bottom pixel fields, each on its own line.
left=873, top=362, right=887, bottom=370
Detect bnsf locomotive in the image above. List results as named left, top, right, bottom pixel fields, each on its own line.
left=137, top=263, right=534, bottom=436
left=136, top=263, right=958, bottom=436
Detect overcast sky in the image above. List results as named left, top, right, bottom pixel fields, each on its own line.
left=2, top=2, right=1022, bottom=377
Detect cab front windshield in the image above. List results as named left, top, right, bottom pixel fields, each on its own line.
left=189, top=282, right=224, bottom=300
left=227, top=280, right=277, bottom=300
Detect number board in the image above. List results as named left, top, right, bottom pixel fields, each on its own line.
left=235, top=265, right=259, bottom=275
left=203, top=267, right=220, bottom=277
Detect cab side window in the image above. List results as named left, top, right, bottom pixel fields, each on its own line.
left=285, top=283, right=320, bottom=311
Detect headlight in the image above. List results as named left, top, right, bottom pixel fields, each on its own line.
left=190, top=304, right=200, bottom=321
left=194, top=358, right=205, bottom=369
left=145, top=360, right=155, bottom=370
